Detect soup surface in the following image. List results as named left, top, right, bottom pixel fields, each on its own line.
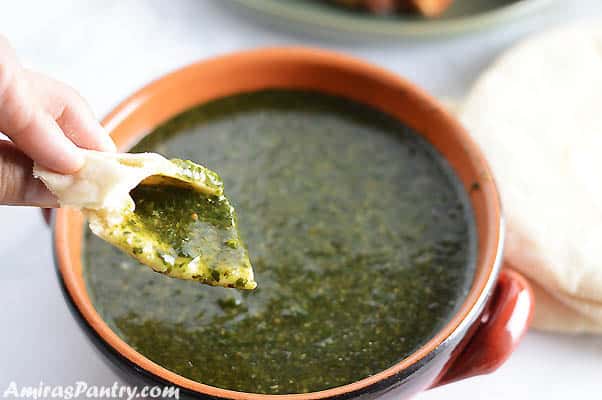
left=84, top=90, right=476, bottom=394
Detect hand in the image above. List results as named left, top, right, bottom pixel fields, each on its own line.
left=0, top=35, right=115, bottom=207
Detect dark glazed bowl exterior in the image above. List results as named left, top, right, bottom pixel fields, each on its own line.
left=53, top=48, right=534, bottom=399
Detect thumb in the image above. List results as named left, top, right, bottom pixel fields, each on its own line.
left=0, top=140, right=58, bottom=207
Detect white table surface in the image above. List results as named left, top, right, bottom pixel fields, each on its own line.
left=1, top=1, right=602, bottom=398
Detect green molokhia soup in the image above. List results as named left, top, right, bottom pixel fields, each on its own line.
left=84, top=90, right=476, bottom=394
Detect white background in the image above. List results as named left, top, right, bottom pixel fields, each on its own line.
left=1, top=1, right=602, bottom=398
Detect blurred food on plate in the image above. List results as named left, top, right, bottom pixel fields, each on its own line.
left=330, top=0, right=453, bottom=16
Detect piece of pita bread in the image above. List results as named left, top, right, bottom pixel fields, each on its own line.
left=459, top=21, right=602, bottom=333
left=34, top=150, right=256, bottom=290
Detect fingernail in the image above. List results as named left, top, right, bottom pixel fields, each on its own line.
left=98, top=126, right=117, bottom=152
left=70, top=147, right=86, bottom=170
left=101, top=134, right=117, bottom=152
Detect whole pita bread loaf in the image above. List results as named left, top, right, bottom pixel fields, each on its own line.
left=460, top=22, right=602, bottom=333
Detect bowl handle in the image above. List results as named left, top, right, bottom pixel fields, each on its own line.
left=434, top=268, right=534, bottom=387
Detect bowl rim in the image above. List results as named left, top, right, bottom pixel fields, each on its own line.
left=53, top=47, right=503, bottom=399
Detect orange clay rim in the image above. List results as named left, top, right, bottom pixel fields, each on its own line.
left=54, top=47, right=503, bottom=399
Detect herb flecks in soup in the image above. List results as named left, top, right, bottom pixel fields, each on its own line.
left=84, top=91, right=476, bottom=394
left=108, top=182, right=255, bottom=290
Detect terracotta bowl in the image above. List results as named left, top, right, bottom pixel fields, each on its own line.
left=53, top=48, right=534, bottom=399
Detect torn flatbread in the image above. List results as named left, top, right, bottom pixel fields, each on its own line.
left=35, top=150, right=256, bottom=290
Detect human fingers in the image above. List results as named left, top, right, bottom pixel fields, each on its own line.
left=28, top=71, right=115, bottom=152
left=0, top=140, right=58, bottom=207
left=0, top=36, right=84, bottom=173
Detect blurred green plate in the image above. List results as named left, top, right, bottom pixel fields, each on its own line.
left=230, top=0, right=555, bottom=39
